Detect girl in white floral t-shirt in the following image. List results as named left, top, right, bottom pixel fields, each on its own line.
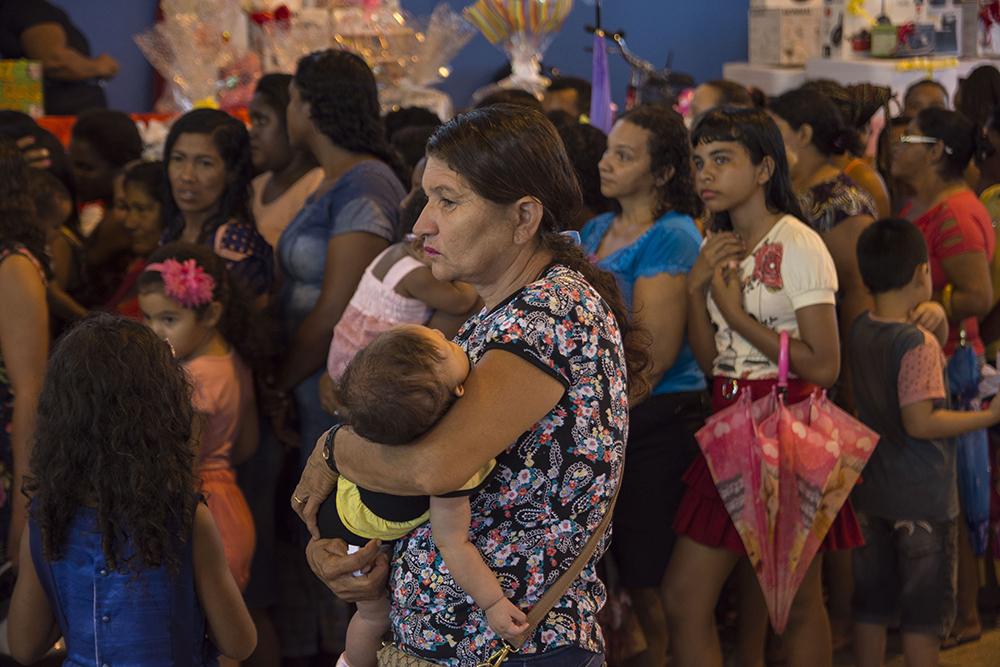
left=663, top=107, right=855, bottom=667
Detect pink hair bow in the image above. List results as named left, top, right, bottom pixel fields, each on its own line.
left=145, top=258, right=216, bottom=308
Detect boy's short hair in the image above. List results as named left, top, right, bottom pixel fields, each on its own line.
left=337, top=327, right=456, bottom=445
left=857, top=218, right=929, bottom=294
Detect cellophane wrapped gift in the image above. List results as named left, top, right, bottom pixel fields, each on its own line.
left=135, top=0, right=262, bottom=112
left=379, top=4, right=476, bottom=120
left=464, top=0, right=574, bottom=101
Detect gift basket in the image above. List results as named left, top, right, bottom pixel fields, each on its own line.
left=464, top=0, right=574, bottom=100
left=135, top=0, right=262, bottom=112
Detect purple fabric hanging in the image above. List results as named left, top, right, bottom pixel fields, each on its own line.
left=590, top=32, right=613, bottom=133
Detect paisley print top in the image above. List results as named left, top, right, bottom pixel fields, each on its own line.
left=389, top=264, right=629, bottom=666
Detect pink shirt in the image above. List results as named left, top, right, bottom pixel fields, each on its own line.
left=185, top=352, right=254, bottom=472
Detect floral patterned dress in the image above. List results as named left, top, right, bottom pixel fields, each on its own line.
left=0, top=245, right=46, bottom=559
left=389, top=264, right=629, bottom=666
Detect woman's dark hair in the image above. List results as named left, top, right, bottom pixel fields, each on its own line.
left=556, top=121, right=612, bottom=226
left=122, top=160, right=166, bottom=207
left=0, top=139, right=48, bottom=266
left=904, top=79, right=949, bottom=109
left=254, top=73, right=294, bottom=124
left=137, top=242, right=272, bottom=371
left=856, top=218, right=928, bottom=294
left=957, top=65, right=1000, bottom=131
left=391, top=125, right=437, bottom=174
left=426, top=105, right=650, bottom=398
left=703, top=80, right=754, bottom=108
left=475, top=88, right=544, bottom=113
left=769, top=87, right=857, bottom=157
left=617, top=105, right=702, bottom=219
left=691, top=107, right=805, bottom=232
left=70, top=109, right=143, bottom=168
left=877, top=114, right=912, bottom=203
left=162, top=109, right=254, bottom=243
left=294, top=49, right=407, bottom=185
left=28, top=169, right=71, bottom=224
left=384, top=107, right=441, bottom=142
left=915, top=107, right=980, bottom=181
left=0, top=113, right=79, bottom=230
left=801, top=79, right=891, bottom=151
left=25, top=314, right=198, bottom=574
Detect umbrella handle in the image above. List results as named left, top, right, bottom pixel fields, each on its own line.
left=778, top=331, right=790, bottom=391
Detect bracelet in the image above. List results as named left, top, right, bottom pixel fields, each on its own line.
left=942, top=283, right=954, bottom=320
left=322, top=424, right=343, bottom=474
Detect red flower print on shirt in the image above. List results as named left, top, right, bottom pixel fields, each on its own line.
left=752, top=242, right=784, bottom=291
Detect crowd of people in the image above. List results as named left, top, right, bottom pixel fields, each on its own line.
left=1, top=32, right=1000, bottom=667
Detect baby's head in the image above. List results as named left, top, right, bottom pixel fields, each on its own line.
left=338, top=324, right=470, bottom=444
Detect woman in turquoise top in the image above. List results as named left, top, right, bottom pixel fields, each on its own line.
left=580, top=104, right=706, bottom=665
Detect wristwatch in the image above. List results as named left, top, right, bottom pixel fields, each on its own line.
left=322, top=424, right=342, bottom=473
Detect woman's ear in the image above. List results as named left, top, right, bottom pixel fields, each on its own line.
left=654, top=164, right=676, bottom=188
left=756, top=155, right=776, bottom=185
left=797, top=123, right=814, bottom=149
left=202, top=301, right=224, bottom=329
left=512, top=196, right=544, bottom=245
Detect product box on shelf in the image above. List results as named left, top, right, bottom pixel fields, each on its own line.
left=820, top=0, right=961, bottom=59
left=0, top=60, right=43, bottom=117
left=751, top=0, right=820, bottom=8
left=749, top=7, right=821, bottom=66
left=963, top=1, right=1000, bottom=58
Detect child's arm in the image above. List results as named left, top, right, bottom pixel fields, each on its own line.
left=909, top=301, right=949, bottom=347
left=430, top=495, right=528, bottom=642
left=902, top=398, right=1000, bottom=440
left=400, top=267, right=480, bottom=315
left=7, top=525, right=61, bottom=665
left=192, top=503, right=257, bottom=660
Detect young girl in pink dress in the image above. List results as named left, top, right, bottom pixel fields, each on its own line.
left=137, top=242, right=263, bottom=591
left=325, top=233, right=479, bottom=386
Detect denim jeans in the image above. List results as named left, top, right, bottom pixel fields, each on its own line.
left=502, top=646, right=604, bottom=667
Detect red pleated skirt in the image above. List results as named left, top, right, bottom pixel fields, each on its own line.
left=673, top=377, right=864, bottom=553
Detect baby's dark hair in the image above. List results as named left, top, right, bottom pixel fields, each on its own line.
left=401, top=188, right=428, bottom=233
left=856, top=218, right=928, bottom=294
left=136, top=242, right=271, bottom=371
left=28, top=168, right=72, bottom=224
left=337, top=326, right=457, bottom=445
left=25, top=314, right=198, bottom=574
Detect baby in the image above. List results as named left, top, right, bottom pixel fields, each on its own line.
left=319, top=324, right=527, bottom=667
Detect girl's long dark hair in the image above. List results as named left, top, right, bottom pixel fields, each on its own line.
left=426, top=105, right=650, bottom=399
left=294, top=49, right=407, bottom=186
left=691, top=107, right=805, bottom=232
left=26, top=314, right=197, bottom=573
left=616, top=105, right=702, bottom=219
left=137, top=242, right=272, bottom=372
left=0, top=139, right=48, bottom=268
left=162, top=109, right=254, bottom=243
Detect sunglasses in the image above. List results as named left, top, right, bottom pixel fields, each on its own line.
left=897, top=134, right=954, bottom=154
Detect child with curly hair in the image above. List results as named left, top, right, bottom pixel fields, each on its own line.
left=8, top=314, right=255, bottom=665
left=137, top=242, right=265, bottom=591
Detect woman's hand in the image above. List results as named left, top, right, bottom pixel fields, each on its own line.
left=688, top=232, right=743, bottom=295
left=485, top=597, right=529, bottom=643
left=15, top=137, right=50, bottom=170
left=292, top=432, right=339, bottom=539
left=305, top=538, right=390, bottom=603
left=710, top=263, right=744, bottom=321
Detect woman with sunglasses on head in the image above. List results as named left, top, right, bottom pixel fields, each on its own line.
left=892, top=107, right=994, bottom=650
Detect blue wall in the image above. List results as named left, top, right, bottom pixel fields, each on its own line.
left=55, top=0, right=748, bottom=113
